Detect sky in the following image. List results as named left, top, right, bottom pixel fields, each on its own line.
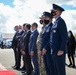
left=0, top=0, right=76, bottom=34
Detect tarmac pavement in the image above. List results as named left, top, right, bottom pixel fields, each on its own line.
left=0, top=48, right=76, bottom=75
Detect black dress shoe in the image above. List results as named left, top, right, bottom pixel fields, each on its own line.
left=72, top=65, right=75, bottom=68
left=21, top=70, right=26, bottom=73
left=68, top=63, right=72, bottom=67
left=12, top=65, right=17, bottom=68
left=13, top=66, right=20, bottom=70
left=20, top=66, right=26, bottom=71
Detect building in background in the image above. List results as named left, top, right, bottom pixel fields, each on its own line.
left=0, top=33, right=14, bottom=41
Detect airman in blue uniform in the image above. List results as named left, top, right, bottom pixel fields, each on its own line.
left=50, top=4, right=68, bottom=75
left=40, top=12, right=55, bottom=75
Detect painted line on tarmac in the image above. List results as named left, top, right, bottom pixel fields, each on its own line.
left=0, top=63, right=7, bottom=70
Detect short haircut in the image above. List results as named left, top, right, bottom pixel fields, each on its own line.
left=26, top=24, right=31, bottom=29
left=32, top=22, right=38, bottom=28
left=23, top=23, right=27, bottom=27
left=15, top=25, right=18, bottom=28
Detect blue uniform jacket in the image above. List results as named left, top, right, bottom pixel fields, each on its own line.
left=50, top=17, right=68, bottom=53
left=41, top=23, right=53, bottom=52
left=29, top=30, right=39, bottom=52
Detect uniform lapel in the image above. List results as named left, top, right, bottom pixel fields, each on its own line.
left=52, top=17, right=61, bottom=29
left=42, top=25, right=49, bottom=34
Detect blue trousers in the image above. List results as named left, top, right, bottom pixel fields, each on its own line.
left=31, top=51, right=40, bottom=75
left=43, top=52, right=55, bottom=75
left=52, top=53, right=66, bottom=75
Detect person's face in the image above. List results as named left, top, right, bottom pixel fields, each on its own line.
left=18, top=26, right=22, bottom=30
left=25, top=26, right=28, bottom=31
left=51, top=9, right=61, bottom=18
left=23, top=26, right=26, bottom=30
left=39, top=16, right=45, bottom=25
left=23, top=26, right=25, bottom=30
left=44, top=16, right=52, bottom=21
left=43, top=16, right=52, bottom=24
left=32, top=25, right=36, bottom=31
left=40, top=16, right=51, bottom=25
left=32, top=25, right=34, bottom=30
left=44, top=16, right=49, bottom=20
left=15, top=26, right=19, bottom=31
